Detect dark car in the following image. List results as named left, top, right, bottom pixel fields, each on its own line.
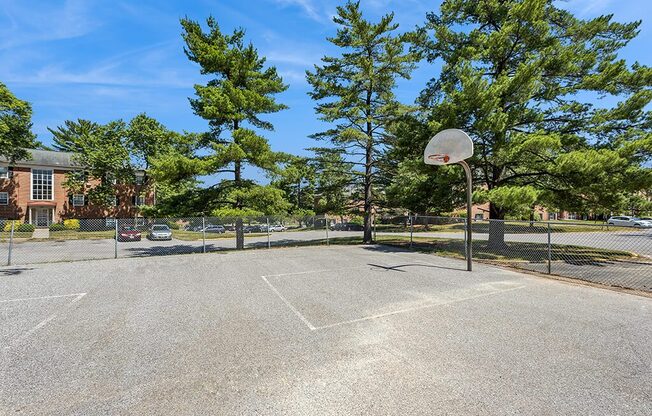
left=244, top=225, right=265, bottom=233
left=330, top=222, right=364, bottom=231
left=204, top=225, right=226, bottom=233
left=117, top=226, right=142, bottom=242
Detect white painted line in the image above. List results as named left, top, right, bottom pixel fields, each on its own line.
left=4, top=293, right=87, bottom=350
left=0, top=293, right=87, bottom=304
left=312, top=285, right=526, bottom=331
left=261, top=276, right=316, bottom=331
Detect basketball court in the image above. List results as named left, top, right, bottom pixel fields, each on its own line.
left=1, top=245, right=650, bottom=414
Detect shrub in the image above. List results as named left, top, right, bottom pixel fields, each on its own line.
left=3, top=220, right=22, bottom=232
left=63, top=219, right=80, bottom=230
left=49, top=223, right=66, bottom=231
left=16, top=223, right=35, bottom=232
left=349, top=215, right=364, bottom=226
left=166, top=221, right=181, bottom=230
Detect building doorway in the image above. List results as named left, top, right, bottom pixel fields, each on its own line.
left=31, top=207, right=53, bottom=227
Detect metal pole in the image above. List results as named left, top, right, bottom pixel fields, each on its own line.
left=8, top=220, right=15, bottom=266
left=114, top=218, right=118, bottom=259
left=202, top=216, right=206, bottom=253
left=547, top=222, right=552, bottom=274
left=266, top=217, right=271, bottom=249
left=325, top=215, right=329, bottom=246
left=464, top=217, right=468, bottom=261
left=459, top=160, right=473, bottom=272
left=409, top=215, right=414, bottom=249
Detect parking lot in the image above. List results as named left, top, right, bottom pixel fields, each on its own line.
left=1, top=245, right=650, bottom=414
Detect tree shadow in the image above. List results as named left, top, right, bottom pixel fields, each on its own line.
left=0, top=267, right=33, bottom=276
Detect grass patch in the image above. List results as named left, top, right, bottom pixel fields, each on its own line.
left=0, top=231, right=34, bottom=241
left=375, top=235, right=636, bottom=263
left=376, top=221, right=628, bottom=234
left=172, top=230, right=269, bottom=241
left=48, top=230, right=116, bottom=240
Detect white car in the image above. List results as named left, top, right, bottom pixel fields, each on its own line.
left=148, top=224, right=173, bottom=240
left=269, top=224, right=286, bottom=232
left=607, top=216, right=652, bottom=228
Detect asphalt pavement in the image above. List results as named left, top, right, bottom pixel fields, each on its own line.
left=1, top=245, right=650, bottom=414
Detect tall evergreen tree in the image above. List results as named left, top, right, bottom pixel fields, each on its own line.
left=311, top=148, right=356, bottom=219
left=306, top=1, right=418, bottom=243
left=271, top=157, right=316, bottom=218
left=0, top=82, right=38, bottom=162
left=410, top=0, right=652, bottom=245
left=164, top=17, right=289, bottom=248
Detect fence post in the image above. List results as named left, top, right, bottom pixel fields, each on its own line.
left=409, top=215, right=414, bottom=249
left=266, top=217, right=271, bottom=249
left=202, top=216, right=206, bottom=254
left=7, top=220, right=15, bottom=266
left=325, top=215, right=329, bottom=246
left=547, top=222, right=552, bottom=274
left=114, top=219, right=118, bottom=259
left=464, top=218, right=468, bottom=261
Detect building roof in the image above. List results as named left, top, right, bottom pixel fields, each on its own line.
left=0, top=149, right=82, bottom=169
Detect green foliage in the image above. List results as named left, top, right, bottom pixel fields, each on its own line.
left=271, top=157, right=316, bottom=215
left=310, top=148, right=355, bottom=216
left=49, top=223, right=66, bottom=231
left=0, top=82, right=38, bottom=162
left=155, top=16, right=289, bottom=230
left=407, top=0, right=652, bottom=220
left=165, top=221, right=181, bottom=230
left=16, top=223, right=35, bottom=232
left=306, top=1, right=418, bottom=241
left=63, top=219, right=80, bottom=230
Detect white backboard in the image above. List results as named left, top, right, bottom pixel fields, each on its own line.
left=423, top=129, right=473, bottom=165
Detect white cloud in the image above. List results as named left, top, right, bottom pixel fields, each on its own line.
left=268, top=0, right=328, bottom=22
left=0, top=0, right=100, bottom=49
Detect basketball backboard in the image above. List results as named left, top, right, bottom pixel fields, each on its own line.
left=423, top=129, right=473, bottom=165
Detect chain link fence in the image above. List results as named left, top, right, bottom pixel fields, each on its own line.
left=375, top=216, right=652, bottom=292
left=2, top=215, right=650, bottom=292
left=1, top=215, right=365, bottom=266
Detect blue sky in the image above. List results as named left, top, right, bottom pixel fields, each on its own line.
left=2, top=0, right=651, bottom=181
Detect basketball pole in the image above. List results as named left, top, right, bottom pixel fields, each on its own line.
left=458, top=160, right=473, bottom=271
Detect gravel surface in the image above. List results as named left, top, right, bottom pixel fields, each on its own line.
left=1, top=245, right=650, bottom=415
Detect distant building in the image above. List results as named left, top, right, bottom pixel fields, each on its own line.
left=0, top=149, right=154, bottom=227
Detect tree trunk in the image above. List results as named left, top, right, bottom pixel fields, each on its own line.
left=488, top=202, right=506, bottom=248
left=233, top=120, right=244, bottom=250
left=363, top=125, right=373, bottom=243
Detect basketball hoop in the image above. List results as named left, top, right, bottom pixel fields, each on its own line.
left=423, top=129, right=474, bottom=271
left=427, top=154, right=450, bottom=164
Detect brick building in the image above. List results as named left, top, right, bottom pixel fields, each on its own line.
left=0, top=149, right=154, bottom=227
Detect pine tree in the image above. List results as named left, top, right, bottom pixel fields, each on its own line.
left=167, top=17, right=289, bottom=248
left=306, top=1, right=418, bottom=243
left=412, top=0, right=652, bottom=245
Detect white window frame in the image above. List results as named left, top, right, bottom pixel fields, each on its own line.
left=72, top=194, right=85, bottom=207
left=30, top=168, right=54, bottom=201
left=0, top=192, right=8, bottom=205
left=105, top=218, right=116, bottom=227
left=0, top=166, right=9, bottom=179
left=134, top=195, right=145, bottom=206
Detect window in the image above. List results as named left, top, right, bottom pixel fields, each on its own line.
left=474, top=213, right=484, bottom=220
left=135, top=173, right=145, bottom=185
left=133, top=195, right=145, bottom=206
left=72, top=194, right=85, bottom=207
left=0, top=166, right=9, bottom=179
left=107, top=196, right=118, bottom=207
left=105, top=218, right=116, bottom=227
left=31, top=169, right=53, bottom=200
left=0, top=192, right=8, bottom=205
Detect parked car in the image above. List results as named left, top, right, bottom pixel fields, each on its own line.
left=268, top=224, right=286, bottom=232
left=204, top=225, right=226, bottom=233
left=607, top=216, right=652, bottom=228
left=244, top=225, right=267, bottom=233
left=148, top=224, right=173, bottom=240
left=330, top=222, right=364, bottom=231
left=117, top=226, right=141, bottom=242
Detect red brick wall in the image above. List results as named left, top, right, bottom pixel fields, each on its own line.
left=0, top=167, right=154, bottom=222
